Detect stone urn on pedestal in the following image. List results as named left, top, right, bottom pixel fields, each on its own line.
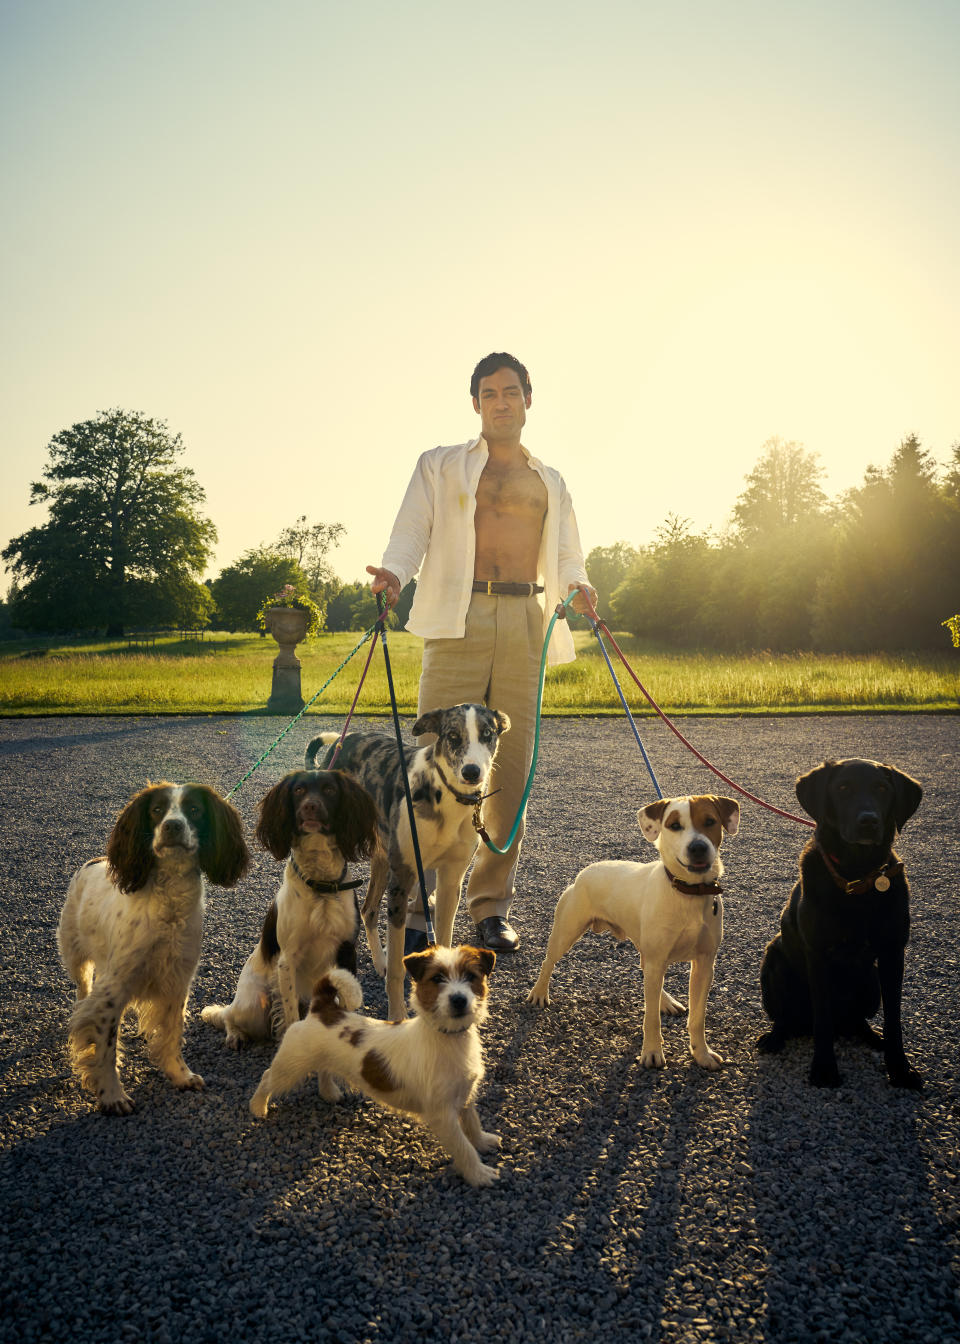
left=264, top=607, right=309, bottom=713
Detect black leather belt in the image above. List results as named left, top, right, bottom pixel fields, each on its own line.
left=472, top=580, right=544, bottom=596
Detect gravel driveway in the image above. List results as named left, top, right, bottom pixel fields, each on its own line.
left=1, top=712, right=958, bottom=1344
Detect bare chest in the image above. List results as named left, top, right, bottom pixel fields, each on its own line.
left=474, top=460, right=547, bottom=524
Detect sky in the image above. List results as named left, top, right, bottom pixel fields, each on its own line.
left=1, top=0, right=957, bottom=590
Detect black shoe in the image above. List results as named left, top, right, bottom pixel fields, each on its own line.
left=403, top=926, right=429, bottom=956
left=475, top=916, right=519, bottom=952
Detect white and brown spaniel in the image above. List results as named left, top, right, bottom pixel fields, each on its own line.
left=202, top=770, right=380, bottom=1048
left=57, top=782, right=249, bottom=1115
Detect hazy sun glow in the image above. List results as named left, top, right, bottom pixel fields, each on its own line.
left=1, top=0, right=957, bottom=587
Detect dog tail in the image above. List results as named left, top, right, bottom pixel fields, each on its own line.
left=310, top=968, right=363, bottom=1017
left=200, top=1003, right=228, bottom=1031
left=304, top=732, right=340, bottom=769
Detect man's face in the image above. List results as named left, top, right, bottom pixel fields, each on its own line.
left=473, top=366, right=531, bottom=443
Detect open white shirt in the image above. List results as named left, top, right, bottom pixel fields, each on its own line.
left=381, top=437, right=589, bottom=666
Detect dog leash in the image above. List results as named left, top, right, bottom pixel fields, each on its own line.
left=376, top=596, right=437, bottom=945
left=225, top=622, right=382, bottom=799
left=576, top=592, right=816, bottom=830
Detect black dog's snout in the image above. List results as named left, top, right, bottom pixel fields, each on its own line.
left=461, top=764, right=482, bottom=785
left=856, top=809, right=881, bottom=833
left=448, top=992, right=468, bottom=1016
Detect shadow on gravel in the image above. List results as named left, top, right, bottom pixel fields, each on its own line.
left=0, top=719, right=184, bottom=757
left=748, top=1051, right=957, bottom=1340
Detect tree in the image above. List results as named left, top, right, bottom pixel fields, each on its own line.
left=732, top=437, right=827, bottom=537
left=2, top=409, right=216, bottom=635
left=812, top=434, right=960, bottom=650
left=210, top=548, right=309, bottom=631
left=610, top=516, right=712, bottom=645
left=274, top=516, right=345, bottom=589
left=584, top=542, right=640, bottom=623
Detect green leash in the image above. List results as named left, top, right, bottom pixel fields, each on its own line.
left=473, top=590, right=580, bottom=854
left=225, top=622, right=380, bottom=799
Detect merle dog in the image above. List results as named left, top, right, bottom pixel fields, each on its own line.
left=757, top=757, right=923, bottom=1088
left=305, top=705, right=509, bottom=1020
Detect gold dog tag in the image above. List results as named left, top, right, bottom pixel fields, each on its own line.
left=874, top=875, right=891, bottom=892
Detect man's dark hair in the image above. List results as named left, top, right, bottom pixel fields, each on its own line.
left=469, top=352, right=532, bottom=400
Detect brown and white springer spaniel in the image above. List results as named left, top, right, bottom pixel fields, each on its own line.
left=201, top=770, right=379, bottom=1048
left=57, top=782, right=249, bottom=1115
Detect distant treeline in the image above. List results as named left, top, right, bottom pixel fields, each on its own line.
left=2, top=411, right=957, bottom=651
left=584, top=435, right=959, bottom=652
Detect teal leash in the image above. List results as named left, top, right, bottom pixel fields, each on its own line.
left=225, top=622, right=379, bottom=800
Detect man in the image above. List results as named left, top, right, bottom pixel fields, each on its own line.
left=367, top=352, right=596, bottom=952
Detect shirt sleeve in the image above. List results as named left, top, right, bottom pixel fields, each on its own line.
left=380, top=451, right=437, bottom=591
left=556, top=477, right=590, bottom=590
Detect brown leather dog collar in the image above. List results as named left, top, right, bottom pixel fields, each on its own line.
left=289, top=855, right=363, bottom=895
left=815, top=842, right=904, bottom=895
left=665, top=866, right=723, bottom=897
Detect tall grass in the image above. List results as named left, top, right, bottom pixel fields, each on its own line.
left=0, top=630, right=956, bottom=715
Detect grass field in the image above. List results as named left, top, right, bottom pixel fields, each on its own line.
left=1, top=630, right=956, bottom=716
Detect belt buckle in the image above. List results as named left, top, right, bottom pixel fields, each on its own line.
left=487, top=580, right=495, bottom=595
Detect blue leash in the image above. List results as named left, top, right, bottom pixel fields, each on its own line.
left=585, top=615, right=663, bottom=800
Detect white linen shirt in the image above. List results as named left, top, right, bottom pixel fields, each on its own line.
left=381, top=437, right=589, bottom=666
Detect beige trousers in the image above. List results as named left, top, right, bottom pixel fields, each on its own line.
left=414, top=591, right=542, bottom=926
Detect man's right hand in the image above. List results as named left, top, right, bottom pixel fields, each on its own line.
left=366, top=566, right=401, bottom=608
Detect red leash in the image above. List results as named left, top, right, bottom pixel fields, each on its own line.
left=579, top=595, right=815, bottom=829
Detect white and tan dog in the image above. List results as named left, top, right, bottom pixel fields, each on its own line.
left=528, top=795, right=740, bottom=1071
left=249, top=944, right=501, bottom=1187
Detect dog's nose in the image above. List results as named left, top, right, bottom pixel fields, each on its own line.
left=448, top=993, right=468, bottom=1016
left=461, top=764, right=481, bottom=785
left=687, top=837, right=710, bottom=861
left=298, top=797, right=325, bottom=820
left=160, top=817, right=186, bottom=840
left=856, top=810, right=881, bottom=835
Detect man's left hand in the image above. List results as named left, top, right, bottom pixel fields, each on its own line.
left=568, top=583, right=598, bottom=616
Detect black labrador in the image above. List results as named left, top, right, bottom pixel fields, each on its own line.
left=757, top=758, right=923, bottom=1088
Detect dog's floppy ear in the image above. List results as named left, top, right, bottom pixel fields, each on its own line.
left=638, top=799, right=669, bottom=842
left=403, top=947, right=437, bottom=981
left=710, top=796, right=740, bottom=836
left=255, top=776, right=296, bottom=859
left=412, top=708, right=444, bottom=739
left=194, top=787, right=250, bottom=887
left=107, top=783, right=166, bottom=894
left=883, top=764, right=923, bottom=832
left=490, top=709, right=511, bottom=736
left=795, top=761, right=835, bottom=823
left=331, top=773, right=381, bottom=862
left=464, top=945, right=496, bottom=978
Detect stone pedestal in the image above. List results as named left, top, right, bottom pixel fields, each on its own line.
left=264, top=607, right=309, bottom=713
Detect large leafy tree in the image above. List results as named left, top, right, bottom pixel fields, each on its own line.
left=210, top=548, right=309, bottom=631
left=3, top=409, right=216, bottom=635
left=732, top=437, right=827, bottom=537
left=274, top=516, right=346, bottom=589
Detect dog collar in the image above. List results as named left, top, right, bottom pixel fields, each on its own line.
left=289, top=855, right=363, bottom=895
left=815, top=842, right=903, bottom=895
left=434, top=760, right=483, bottom=807
left=665, top=867, right=723, bottom=898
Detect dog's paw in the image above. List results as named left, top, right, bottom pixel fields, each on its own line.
left=526, top=985, right=550, bottom=1008
left=225, top=1031, right=248, bottom=1051
left=641, top=1046, right=666, bottom=1070
left=660, top=989, right=685, bottom=1017
left=889, top=1065, right=923, bottom=1090
left=249, top=1091, right=269, bottom=1119
left=692, top=1046, right=724, bottom=1071
left=463, top=1163, right=500, bottom=1188
left=175, top=1071, right=204, bottom=1092
left=809, top=1060, right=841, bottom=1088
left=475, top=1131, right=501, bottom=1153
left=756, top=1028, right=785, bottom=1055
left=99, top=1092, right=135, bottom=1116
